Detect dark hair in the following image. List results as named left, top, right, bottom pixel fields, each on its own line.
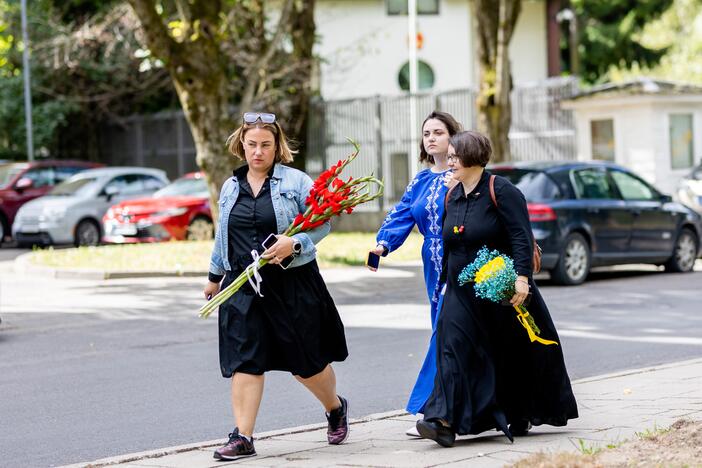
left=419, top=111, right=463, bottom=164
left=449, top=131, right=492, bottom=168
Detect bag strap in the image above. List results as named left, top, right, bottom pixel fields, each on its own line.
left=443, top=184, right=457, bottom=213
left=489, top=174, right=497, bottom=207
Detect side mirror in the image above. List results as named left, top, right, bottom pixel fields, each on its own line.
left=660, top=194, right=673, bottom=203
left=104, top=185, right=119, bottom=201
left=15, top=177, right=33, bottom=191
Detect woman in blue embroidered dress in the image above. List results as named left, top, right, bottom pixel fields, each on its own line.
left=368, top=111, right=462, bottom=435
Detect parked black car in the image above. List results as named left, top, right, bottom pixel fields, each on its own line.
left=490, top=161, right=702, bottom=285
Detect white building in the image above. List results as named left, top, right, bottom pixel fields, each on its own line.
left=315, top=0, right=560, bottom=100
left=563, top=78, right=702, bottom=195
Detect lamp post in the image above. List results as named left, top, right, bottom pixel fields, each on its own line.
left=20, top=0, right=34, bottom=161
left=556, top=7, right=579, bottom=76
left=408, top=0, right=418, bottom=175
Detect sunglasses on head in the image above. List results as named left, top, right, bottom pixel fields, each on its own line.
left=243, top=112, right=276, bottom=124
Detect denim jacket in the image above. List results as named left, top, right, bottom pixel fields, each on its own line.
left=209, top=163, right=330, bottom=276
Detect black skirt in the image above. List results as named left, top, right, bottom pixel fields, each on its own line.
left=423, top=251, right=579, bottom=436
left=218, top=259, right=348, bottom=379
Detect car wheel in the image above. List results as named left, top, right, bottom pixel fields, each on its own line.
left=186, top=217, right=214, bottom=241
left=75, top=220, right=101, bottom=247
left=551, top=232, right=590, bottom=285
left=0, top=215, right=5, bottom=247
left=664, top=228, right=698, bottom=273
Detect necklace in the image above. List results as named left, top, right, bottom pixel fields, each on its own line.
left=452, top=173, right=483, bottom=235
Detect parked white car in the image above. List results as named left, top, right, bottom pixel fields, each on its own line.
left=12, top=167, right=169, bottom=247
left=677, top=163, right=702, bottom=215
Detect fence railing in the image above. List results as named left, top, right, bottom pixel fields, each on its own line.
left=99, top=77, right=579, bottom=211
left=307, top=76, right=580, bottom=211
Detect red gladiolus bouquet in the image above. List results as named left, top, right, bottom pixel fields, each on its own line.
left=199, top=140, right=383, bottom=318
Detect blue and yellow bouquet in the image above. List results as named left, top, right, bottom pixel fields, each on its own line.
left=458, top=246, right=558, bottom=346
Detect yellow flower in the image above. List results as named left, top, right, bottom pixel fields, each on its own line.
left=475, top=256, right=506, bottom=284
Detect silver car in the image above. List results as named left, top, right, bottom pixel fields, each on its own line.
left=12, top=167, right=169, bottom=247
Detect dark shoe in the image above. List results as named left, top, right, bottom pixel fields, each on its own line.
left=416, top=419, right=456, bottom=447
left=326, top=395, right=350, bottom=444
left=213, top=428, right=256, bottom=461
left=509, top=420, right=532, bottom=437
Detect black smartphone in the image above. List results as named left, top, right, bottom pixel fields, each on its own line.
left=262, top=233, right=294, bottom=269
left=366, top=251, right=381, bottom=270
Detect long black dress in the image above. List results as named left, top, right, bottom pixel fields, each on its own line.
left=422, top=170, right=578, bottom=437
left=217, top=167, right=348, bottom=379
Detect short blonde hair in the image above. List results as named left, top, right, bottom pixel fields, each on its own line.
left=226, top=121, right=297, bottom=164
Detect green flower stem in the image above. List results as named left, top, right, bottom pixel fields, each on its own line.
left=198, top=257, right=269, bottom=318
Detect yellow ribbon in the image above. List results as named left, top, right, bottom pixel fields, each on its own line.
left=513, top=305, right=558, bottom=346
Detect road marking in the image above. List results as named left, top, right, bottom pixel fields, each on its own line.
left=559, top=329, right=702, bottom=346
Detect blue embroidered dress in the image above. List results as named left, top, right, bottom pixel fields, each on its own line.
left=376, top=168, right=448, bottom=414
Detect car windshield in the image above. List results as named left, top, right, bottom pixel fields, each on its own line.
left=154, top=177, right=208, bottom=198
left=0, top=164, right=25, bottom=187
left=491, top=169, right=562, bottom=201
left=49, top=177, right=99, bottom=196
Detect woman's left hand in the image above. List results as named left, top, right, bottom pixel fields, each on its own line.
left=262, top=235, right=294, bottom=265
left=510, top=275, right=530, bottom=306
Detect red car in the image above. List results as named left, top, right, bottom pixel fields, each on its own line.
left=102, top=172, right=213, bottom=243
left=0, top=160, right=103, bottom=243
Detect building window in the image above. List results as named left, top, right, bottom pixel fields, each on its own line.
left=387, top=0, right=439, bottom=15
left=670, top=113, right=694, bottom=170
left=398, top=60, right=435, bottom=91
left=590, top=119, right=615, bottom=161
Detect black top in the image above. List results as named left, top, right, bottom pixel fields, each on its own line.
left=439, top=171, right=533, bottom=284
left=208, top=165, right=277, bottom=283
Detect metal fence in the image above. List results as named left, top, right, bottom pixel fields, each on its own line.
left=99, top=110, right=200, bottom=181
left=307, top=76, right=579, bottom=211
left=99, top=77, right=579, bottom=210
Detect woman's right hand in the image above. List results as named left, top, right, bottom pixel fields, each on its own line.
left=204, top=281, right=221, bottom=300
left=367, top=244, right=385, bottom=271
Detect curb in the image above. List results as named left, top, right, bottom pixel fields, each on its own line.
left=13, top=254, right=424, bottom=280
left=13, top=252, right=206, bottom=280
left=65, top=359, right=702, bottom=467
left=62, top=410, right=407, bottom=468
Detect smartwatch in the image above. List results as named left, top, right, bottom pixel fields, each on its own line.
left=291, top=239, right=302, bottom=257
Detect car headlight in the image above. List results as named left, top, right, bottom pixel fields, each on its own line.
left=151, top=207, right=188, bottom=218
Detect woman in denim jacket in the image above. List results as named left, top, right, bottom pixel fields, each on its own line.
left=204, top=113, right=349, bottom=461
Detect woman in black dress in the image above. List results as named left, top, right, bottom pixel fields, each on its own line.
left=204, top=113, right=350, bottom=461
left=417, top=131, right=578, bottom=447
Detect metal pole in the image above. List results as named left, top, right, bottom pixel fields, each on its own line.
left=408, top=0, right=418, bottom=176
left=20, top=0, right=34, bottom=161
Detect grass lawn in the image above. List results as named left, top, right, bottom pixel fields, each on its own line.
left=27, top=232, right=423, bottom=272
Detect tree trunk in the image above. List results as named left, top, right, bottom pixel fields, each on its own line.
left=128, top=0, right=232, bottom=221
left=171, top=76, right=233, bottom=222
left=287, top=0, right=317, bottom=170
left=474, top=0, right=521, bottom=163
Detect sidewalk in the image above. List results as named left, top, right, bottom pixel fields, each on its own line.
left=68, top=358, right=702, bottom=468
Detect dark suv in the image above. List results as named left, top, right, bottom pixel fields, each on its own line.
left=0, top=160, right=103, bottom=244
left=491, top=161, right=702, bottom=285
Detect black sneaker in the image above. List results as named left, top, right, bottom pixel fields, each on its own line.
left=509, top=420, right=532, bottom=437
left=213, top=428, right=256, bottom=461
left=416, top=419, right=456, bottom=447
left=326, top=395, right=350, bottom=444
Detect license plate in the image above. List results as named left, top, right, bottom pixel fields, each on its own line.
left=114, top=224, right=137, bottom=236
left=21, top=225, right=40, bottom=234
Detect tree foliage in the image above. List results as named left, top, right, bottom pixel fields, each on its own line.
left=127, top=0, right=317, bottom=218
left=608, top=0, right=702, bottom=84
left=0, top=0, right=175, bottom=159
left=570, top=0, right=673, bottom=83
